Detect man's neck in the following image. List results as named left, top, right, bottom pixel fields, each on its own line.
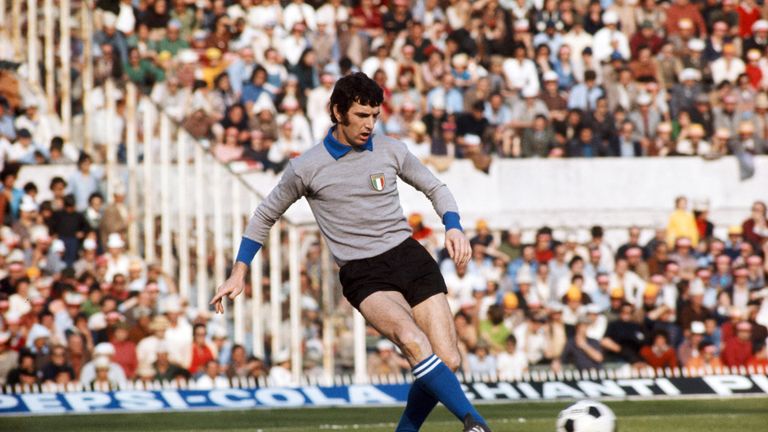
left=332, top=127, right=351, bottom=147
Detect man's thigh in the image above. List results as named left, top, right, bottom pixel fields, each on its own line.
left=359, top=290, right=431, bottom=365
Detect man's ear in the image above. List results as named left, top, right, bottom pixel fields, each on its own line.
left=330, top=103, right=338, bottom=122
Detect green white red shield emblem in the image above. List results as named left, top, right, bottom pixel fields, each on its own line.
left=370, top=173, right=385, bottom=191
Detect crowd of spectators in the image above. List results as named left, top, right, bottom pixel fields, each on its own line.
left=0, top=150, right=766, bottom=389
left=399, top=196, right=768, bottom=379
left=3, top=0, right=768, bottom=174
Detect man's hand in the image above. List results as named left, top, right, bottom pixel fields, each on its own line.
left=210, top=263, right=247, bottom=314
left=445, top=228, right=471, bottom=268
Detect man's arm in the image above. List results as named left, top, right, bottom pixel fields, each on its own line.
left=397, top=148, right=470, bottom=266
left=397, top=149, right=459, bottom=222
left=211, top=163, right=306, bottom=313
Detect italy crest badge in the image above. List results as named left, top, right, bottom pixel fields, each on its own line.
left=370, top=173, right=385, bottom=191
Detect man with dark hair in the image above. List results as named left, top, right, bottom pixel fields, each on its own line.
left=50, top=195, right=89, bottom=266
left=49, top=176, right=68, bottom=211
left=601, top=302, right=646, bottom=366
left=567, top=70, right=604, bottom=112
left=640, top=329, right=679, bottom=368
left=211, top=72, right=491, bottom=432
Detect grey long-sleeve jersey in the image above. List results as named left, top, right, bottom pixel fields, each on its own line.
left=243, top=133, right=459, bottom=265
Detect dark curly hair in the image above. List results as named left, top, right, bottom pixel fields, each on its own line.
left=329, top=72, right=384, bottom=125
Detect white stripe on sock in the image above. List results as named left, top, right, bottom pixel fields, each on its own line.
left=412, top=354, right=439, bottom=376
left=414, top=357, right=442, bottom=379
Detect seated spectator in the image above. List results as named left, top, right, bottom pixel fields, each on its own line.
left=153, top=342, right=186, bottom=382
left=213, top=127, right=245, bottom=163
left=466, top=342, right=497, bottom=376
left=567, top=70, right=603, bottom=112
left=124, top=47, right=165, bottom=95
left=5, top=351, right=37, bottom=386
left=742, top=201, right=768, bottom=247
left=110, top=322, right=137, bottom=379
left=455, top=311, right=479, bottom=363
left=367, top=339, right=409, bottom=376
left=90, top=356, right=117, bottom=389
left=267, top=351, right=293, bottom=387
left=520, top=115, right=555, bottom=158
left=496, top=335, right=528, bottom=380
left=679, top=321, right=706, bottom=367
left=688, top=341, right=723, bottom=370
left=514, top=311, right=553, bottom=366
left=225, top=344, right=250, bottom=379
left=0, top=331, right=19, bottom=385
left=561, top=316, right=604, bottom=370
left=9, top=129, right=45, bottom=164
left=40, top=344, right=75, bottom=384
left=566, top=127, right=604, bottom=157
left=676, top=123, right=712, bottom=156
left=79, top=342, right=127, bottom=387
left=194, top=359, right=229, bottom=389
left=640, top=329, right=679, bottom=368
left=136, top=315, right=169, bottom=370
left=721, top=321, right=754, bottom=367
left=479, top=305, right=510, bottom=353
left=601, top=302, right=646, bottom=366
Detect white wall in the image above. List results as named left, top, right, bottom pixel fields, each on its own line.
left=244, top=156, right=763, bottom=222
left=18, top=156, right=768, bottom=248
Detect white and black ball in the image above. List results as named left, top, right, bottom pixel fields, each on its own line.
left=556, top=400, right=616, bottom=432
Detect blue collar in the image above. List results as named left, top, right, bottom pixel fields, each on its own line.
left=323, top=126, right=373, bottom=160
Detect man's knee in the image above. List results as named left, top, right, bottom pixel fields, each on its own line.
left=440, top=351, right=462, bottom=372
left=391, top=327, right=431, bottom=360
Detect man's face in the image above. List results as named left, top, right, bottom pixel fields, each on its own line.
left=490, top=95, right=502, bottom=110
left=522, top=246, right=535, bottom=261
left=737, top=326, right=751, bottom=341
left=334, top=101, right=380, bottom=146
left=665, top=263, right=680, bottom=279
left=716, top=255, right=731, bottom=272
left=51, top=347, right=67, bottom=365
left=621, top=122, right=633, bottom=137
left=580, top=128, right=592, bottom=142
left=508, top=231, right=521, bottom=245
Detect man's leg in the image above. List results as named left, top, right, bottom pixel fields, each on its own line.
left=395, top=293, right=461, bottom=431
left=358, top=291, right=487, bottom=431
left=409, top=293, right=486, bottom=427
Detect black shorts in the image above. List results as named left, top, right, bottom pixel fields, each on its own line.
left=339, top=237, right=448, bottom=310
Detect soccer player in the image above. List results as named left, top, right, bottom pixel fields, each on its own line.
left=210, top=72, right=491, bottom=432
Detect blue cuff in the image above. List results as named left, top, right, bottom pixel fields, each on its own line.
left=236, top=237, right=262, bottom=265
left=442, top=211, right=463, bottom=232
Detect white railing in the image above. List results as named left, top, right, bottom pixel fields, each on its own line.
left=120, top=83, right=360, bottom=384
left=3, top=365, right=766, bottom=394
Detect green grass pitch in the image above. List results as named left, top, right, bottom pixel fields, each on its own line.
left=6, top=397, right=767, bottom=431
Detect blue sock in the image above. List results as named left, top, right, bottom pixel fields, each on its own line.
left=408, top=354, right=486, bottom=426
left=396, top=375, right=438, bottom=431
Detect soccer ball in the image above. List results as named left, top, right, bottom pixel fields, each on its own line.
left=556, top=400, right=616, bottom=432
